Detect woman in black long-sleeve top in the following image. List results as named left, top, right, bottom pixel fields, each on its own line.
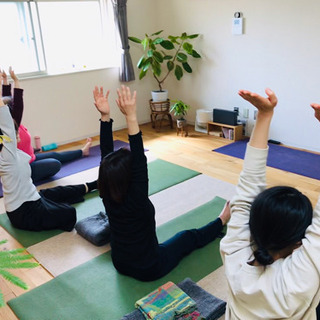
left=94, top=85, right=230, bottom=281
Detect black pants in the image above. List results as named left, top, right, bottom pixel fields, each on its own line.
left=115, top=217, right=223, bottom=281
left=7, top=184, right=86, bottom=232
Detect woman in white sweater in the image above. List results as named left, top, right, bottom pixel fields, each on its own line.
left=220, top=88, right=320, bottom=319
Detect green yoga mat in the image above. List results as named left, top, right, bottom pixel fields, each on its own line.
left=0, top=159, right=200, bottom=247
left=8, top=196, right=226, bottom=320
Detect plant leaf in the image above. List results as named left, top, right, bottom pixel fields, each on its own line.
left=137, top=56, right=146, bottom=69
left=153, top=37, right=163, bottom=45
left=142, top=38, right=149, bottom=51
left=0, top=269, right=28, bottom=290
left=163, top=55, right=173, bottom=60
left=182, top=62, right=192, bottom=73
left=147, top=49, right=153, bottom=58
left=174, top=65, right=183, bottom=80
left=128, top=36, right=142, bottom=44
left=139, top=69, right=147, bottom=80
left=160, top=40, right=175, bottom=50
left=192, top=50, right=201, bottom=58
left=0, top=291, right=4, bottom=308
left=142, top=58, right=152, bottom=72
left=152, top=61, right=161, bottom=77
left=167, top=61, right=174, bottom=71
left=180, top=32, right=188, bottom=40
left=187, top=34, right=199, bottom=39
left=0, top=240, right=8, bottom=246
left=151, top=30, right=163, bottom=36
left=177, top=53, right=188, bottom=62
left=153, top=51, right=164, bottom=63
left=183, top=42, right=193, bottom=54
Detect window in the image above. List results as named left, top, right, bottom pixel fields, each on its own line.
left=0, top=0, right=118, bottom=77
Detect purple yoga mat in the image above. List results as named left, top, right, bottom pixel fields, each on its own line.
left=0, top=140, right=131, bottom=198
left=214, top=139, right=320, bottom=180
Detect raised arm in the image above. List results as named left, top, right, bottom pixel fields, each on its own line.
left=8, top=67, right=24, bottom=126
left=1, top=69, right=11, bottom=97
left=116, top=85, right=147, bottom=187
left=93, top=86, right=114, bottom=160
left=220, top=88, right=277, bottom=256
left=239, top=88, right=277, bottom=148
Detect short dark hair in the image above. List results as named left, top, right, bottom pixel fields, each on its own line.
left=98, top=148, right=132, bottom=203
left=249, top=186, right=313, bottom=266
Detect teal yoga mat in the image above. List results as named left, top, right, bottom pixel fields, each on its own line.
left=0, top=159, right=200, bottom=247
left=8, top=196, right=226, bottom=320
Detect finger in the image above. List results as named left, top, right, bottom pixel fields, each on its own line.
left=105, top=90, right=110, bottom=100
left=125, top=86, right=131, bottom=101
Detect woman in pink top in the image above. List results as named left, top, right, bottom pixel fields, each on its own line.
left=1, top=67, right=92, bottom=182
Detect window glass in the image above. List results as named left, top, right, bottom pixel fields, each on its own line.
left=0, top=0, right=117, bottom=77
left=0, top=2, right=41, bottom=74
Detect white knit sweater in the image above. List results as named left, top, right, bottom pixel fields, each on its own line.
left=220, top=144, right=320, bottom=320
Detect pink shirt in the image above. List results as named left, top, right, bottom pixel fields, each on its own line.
left=17, top=125, right=36, bottom=163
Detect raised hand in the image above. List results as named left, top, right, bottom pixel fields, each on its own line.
left=116, top=85, right=139, bottom=135
left=310, top=103, right=320, bottom=123
left=115, top=85, right=137, bottom=119
left=9, top=67, right=20, bottom=88
left=238, top=88, right=277, bottom=114
left=0, top=69, right=8, bottom=85
left=93, top=86, right=110, bottom=121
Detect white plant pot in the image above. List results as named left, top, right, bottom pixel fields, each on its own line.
left=151, top=90, right=168, bottom=102
left=177, top=119, right=187, bottom=128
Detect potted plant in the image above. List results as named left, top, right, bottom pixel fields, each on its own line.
left=170, top=100, right=190, bottom=128
left=129, top=30, right=201, bottom=102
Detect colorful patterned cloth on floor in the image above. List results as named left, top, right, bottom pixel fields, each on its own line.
left=135, top=281, right=197, bottom=320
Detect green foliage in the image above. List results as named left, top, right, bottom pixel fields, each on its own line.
left=0, top=239, right=38, bottom=307
left=170, top=100, right=191, bottom=120
left=129, top=30, right=202, bottom=91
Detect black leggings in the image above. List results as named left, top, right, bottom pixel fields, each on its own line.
left=114, top=218, right=223, bottom=281
left=7, top=184, right=86, bottom=232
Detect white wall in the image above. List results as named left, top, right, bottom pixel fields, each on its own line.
left=131, top=0, right=320, bottom=152
left=18, top=0, right=320, bottom=152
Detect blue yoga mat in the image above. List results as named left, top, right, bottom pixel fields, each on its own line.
left=214, top=139, right=320, bottom=180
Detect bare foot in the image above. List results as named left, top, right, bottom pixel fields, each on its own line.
left=81, top=137, right=92, bottom=156
left=219, top=200, right=231, bottom=226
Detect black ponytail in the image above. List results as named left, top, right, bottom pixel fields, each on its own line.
left=249, top=186, right=313, bottom=266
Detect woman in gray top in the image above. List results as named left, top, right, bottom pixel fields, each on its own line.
left=0, top=97, right=97, bottom=231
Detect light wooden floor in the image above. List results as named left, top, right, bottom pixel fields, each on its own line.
left=1, top=121, right=319, bottom=319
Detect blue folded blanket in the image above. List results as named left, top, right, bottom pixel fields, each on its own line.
left=75, top=211, right=110, bottom=246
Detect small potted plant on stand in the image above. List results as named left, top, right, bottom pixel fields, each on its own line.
left=129, top=30, right=201, bottom=102
left=170, top=100, right=190, bottom=134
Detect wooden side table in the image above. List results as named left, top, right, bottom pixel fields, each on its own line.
left=149, top=99, right=173, bottom=130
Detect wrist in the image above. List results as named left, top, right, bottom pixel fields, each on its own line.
left=100, top=114, right=110, bottom=122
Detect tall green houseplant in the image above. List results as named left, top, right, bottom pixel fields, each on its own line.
left=129, top=30, right=201, bottom=93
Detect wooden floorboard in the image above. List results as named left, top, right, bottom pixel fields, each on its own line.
left=0, top=121, right=319, bottom=318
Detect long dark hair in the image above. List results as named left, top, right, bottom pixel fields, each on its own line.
left=98, top=148, right=132, bottom=204
left=249, top=186, right=313, bottom=266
